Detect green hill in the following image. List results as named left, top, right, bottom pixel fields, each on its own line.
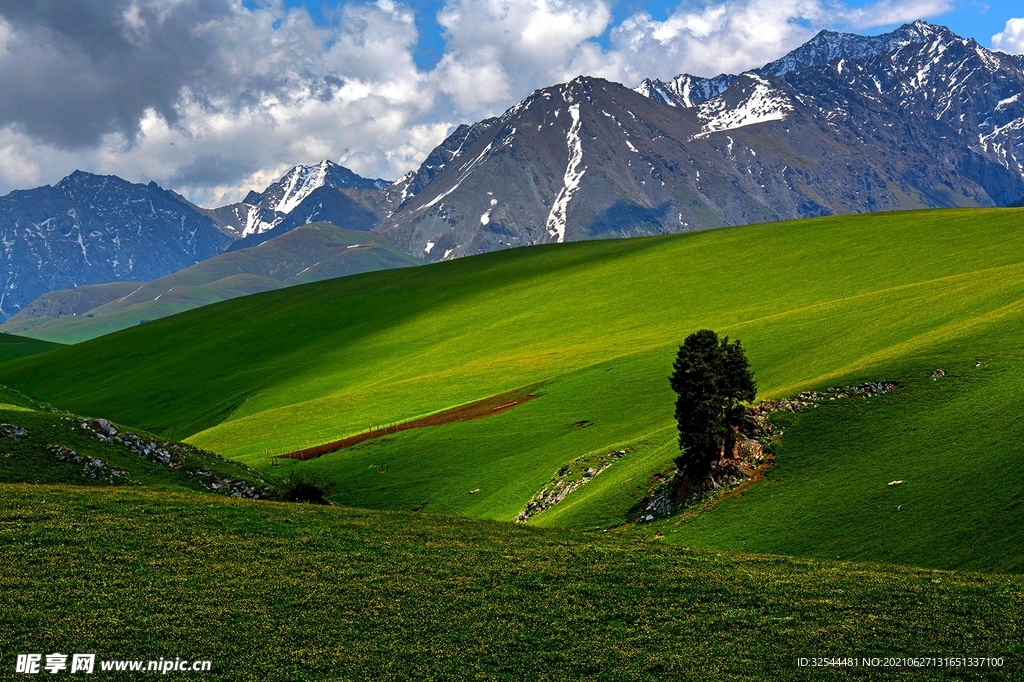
left=0, top=392, right=277, bottom=497
left=2, top=208, right=1024, bottom=571
left=0, top=332, right=62, bottom=364
left=1, top=484, right=1020, bottom=681
left=0, top=281, right=144, bottom=336
left=0, top=222, right=420, bottom=344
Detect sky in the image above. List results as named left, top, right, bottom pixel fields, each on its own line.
left=0, top=0, right=1021, bottom=207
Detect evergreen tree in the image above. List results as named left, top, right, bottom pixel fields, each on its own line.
left=669, top=329, right=756, bottom=486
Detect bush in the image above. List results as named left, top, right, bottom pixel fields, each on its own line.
left=280, top=470, right=336, bottom=504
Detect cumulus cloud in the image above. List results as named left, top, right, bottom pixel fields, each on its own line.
left=0, top=0, right=447, bottom=205
left=601, top=0, right=957, bottom=80
left=0, top=0, right=962, bottom=205
left=433, top=0, right=614, bottom=116
left=843, top=0, right=955, bottom=30
left=0, top=0, right=232, bottom=147
left=993, top=17, right=1024, bottom=54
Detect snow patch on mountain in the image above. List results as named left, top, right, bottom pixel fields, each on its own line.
left=242, top=206, right=281, bottom=238
left=695, top=75, right=792, bottom=138
left=545, top=104, right=586, bottom=244
left=635, top=74, right=734, bottom=109
left=274, top=160, right=333, bottom=214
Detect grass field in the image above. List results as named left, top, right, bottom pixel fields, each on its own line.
left=0, top=223, right=420, bottom=344
left=0, top=399, right=276, bottom=497
left=1, top=484, right=1020, bottom=681
left=644, top=316, right=1024, bottom=573
left=2, top=208, right=1024, bottom=572
left=0, top=333, right=61, bottom=364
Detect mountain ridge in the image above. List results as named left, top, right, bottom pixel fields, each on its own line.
left=370, top=20, right=1024, bottom=262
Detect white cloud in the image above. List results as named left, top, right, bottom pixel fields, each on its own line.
left=993, top=17, right=1024, bottom=54
left=0, top=1, right=450, bottom=206
left=601, top=0, right=956, bottom=80
left=433, top=0, right=613, bottom=117
left=843, top=0, right=955, bottom=30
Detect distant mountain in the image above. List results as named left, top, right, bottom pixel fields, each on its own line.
left=206, top=160, right=389, bottom=239
left=1, top=222, right=420, bottom=343
left=373, top=21, right=1024, bottom=262
left=227, top=185, right=382, bottom=252
left=0, top=171, right=233, bottom=319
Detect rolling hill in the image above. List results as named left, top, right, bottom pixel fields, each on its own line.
left=0, top=331, right=61, bottom=364
left=0, top=223, right=420, bottom=344
left=2, top=207, right=1024, bottom=571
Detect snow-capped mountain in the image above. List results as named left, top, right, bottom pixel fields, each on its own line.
left=373, top=21, right=1024, bottom=262
left=207, top=160, right=388, bottom=239
left=0, top=171, right=232, bottom=319
left=0, top=161, right=395, bottom=320
left=386, top=120, right=499, bottom=206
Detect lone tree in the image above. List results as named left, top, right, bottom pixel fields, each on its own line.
left=669, top=329, right=756, bottom=488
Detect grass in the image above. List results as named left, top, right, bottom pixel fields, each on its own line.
left=0, top=399, right=277, bottom=498
left=1, top=484, right=1021, bottom=681
left=2, top=208, right=1024, bottom=571
left=0, top=332, right=61, bottom=364
left=0, top=223, right=420, bottom=344
left=649, top=315, right=1024, bottom=573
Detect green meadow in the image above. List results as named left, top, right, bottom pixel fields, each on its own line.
left=2, top=207, right=1024, bottom=574
left=0, top=333, right=61, bottom=364
left=2, top=207, right=1024, bottom=678
left=1, top=484, right=1020, bottom=681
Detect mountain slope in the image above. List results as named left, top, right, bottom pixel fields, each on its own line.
left=227, top=185, right=382, bottom=252
left=0, top=332, right=61, bottom=364
left=0, top=281, right=142, bottom=332
left=0, top=223, right=419, bottom=343
left=0, top=171, right=233, bottom=320
left=374, top=21, right=1024, bottom=262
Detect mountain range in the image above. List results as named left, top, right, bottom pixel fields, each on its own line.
left=2, top=20, right=1023, bottom=323
left=379, top=20, right=1024, bottom=261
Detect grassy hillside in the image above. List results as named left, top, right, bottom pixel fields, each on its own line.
left=0, top=396, right=277, bottom=497
left=637, top=316, right=1024, bottom=573
left=0, top=332, right=61, bottom=364
left=0, top=281, right=143, bottom=335
left=1, top=485, right=1020, bottom=681
left=0, top=223, right=420, bottom=344
left=2, top=208, right=1024, bottom=571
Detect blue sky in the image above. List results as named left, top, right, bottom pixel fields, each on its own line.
left=1, top=1, right=1023, bottom=203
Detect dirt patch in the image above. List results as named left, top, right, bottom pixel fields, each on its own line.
left=280, top=383, right=544, bottom=461
left=697, top=455, right=775, bottom=514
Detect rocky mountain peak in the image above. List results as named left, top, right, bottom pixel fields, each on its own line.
left=204, top=160, right=390, bottom=240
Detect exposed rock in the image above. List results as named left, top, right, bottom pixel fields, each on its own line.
left=517, top=448, right=629, bottom=522
left=637, top=379, right=898, bottom=521
left=92, top=419, right=117, bottom=437
left=1, top=422, right=27, bottom=438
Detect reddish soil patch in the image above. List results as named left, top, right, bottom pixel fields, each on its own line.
left=279, top=383, right=544, bottom=461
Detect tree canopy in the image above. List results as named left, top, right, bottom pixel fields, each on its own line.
left=669, top=329, right=756, bottom=485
